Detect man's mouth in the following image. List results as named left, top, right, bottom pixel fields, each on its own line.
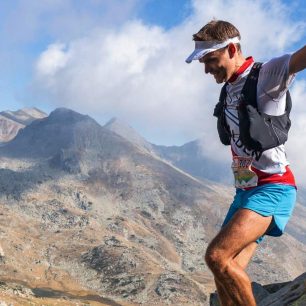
left=211, top=71, right=224, bottom=83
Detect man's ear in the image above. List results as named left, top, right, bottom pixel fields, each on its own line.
left=228, top=43, right=236, bottom=58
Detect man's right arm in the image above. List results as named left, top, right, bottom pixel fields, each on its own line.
left=289, top=45, right=306, bottom=75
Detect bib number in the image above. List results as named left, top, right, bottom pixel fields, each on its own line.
left=231, top=156, right=258, bottom=189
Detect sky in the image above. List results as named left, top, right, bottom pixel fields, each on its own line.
left=1, top=0, right=306, bottom=182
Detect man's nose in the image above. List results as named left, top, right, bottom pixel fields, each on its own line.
left=204, top=64, right=210, bottom=74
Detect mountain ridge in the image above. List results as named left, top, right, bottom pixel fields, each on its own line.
left=104, top=117, right=232, bottom=184
left=0, top=107, right=304, bottom=305
left=0, top=107, right=47, bottom=143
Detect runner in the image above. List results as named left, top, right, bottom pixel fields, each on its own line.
left=186, top=20, right=306, bottom=306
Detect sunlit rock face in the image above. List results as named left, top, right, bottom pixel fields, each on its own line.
left=0, top=108, right=47, bottom=143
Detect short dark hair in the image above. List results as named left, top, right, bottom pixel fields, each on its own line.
left=193, top=20, right=241, bottom=51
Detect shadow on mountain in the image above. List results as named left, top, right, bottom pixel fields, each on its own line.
left=0, top=166, right=52, bottom=200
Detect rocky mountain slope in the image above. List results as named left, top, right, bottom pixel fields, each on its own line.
left=153, top=141, right=232, bottom=184
left=0, top=108, right=304, bottom=305
left=104, top=118, right=232, bottom=184
left=0, top=108, right=47, bottom=143
left=104, top=118, right=155, bottom=156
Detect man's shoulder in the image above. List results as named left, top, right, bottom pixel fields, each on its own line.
left=261, top=54, right=291, bottom=72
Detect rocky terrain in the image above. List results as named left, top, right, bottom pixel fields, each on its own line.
left=0, top=108, right=305, bottom=305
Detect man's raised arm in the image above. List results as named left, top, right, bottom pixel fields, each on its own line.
left=289, top=45, right=306, bottom=75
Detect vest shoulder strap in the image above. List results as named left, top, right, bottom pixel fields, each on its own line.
left=241, top=62, right=292, bottom=113
left=213, top=82, right=228, bottom=117
left=240, top=62, right=262, bottom=108
left=219, top=82, right=228, bottom=103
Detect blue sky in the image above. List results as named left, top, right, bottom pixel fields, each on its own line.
left=0, top=0, right=306, bottom=148
left=137, top=0, right=193, bottom=29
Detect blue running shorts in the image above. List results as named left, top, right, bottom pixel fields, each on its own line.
left=222, top=184, right=296, bottom=243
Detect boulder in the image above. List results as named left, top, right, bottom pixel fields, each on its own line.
left=209, top=273, right=306, bottom=306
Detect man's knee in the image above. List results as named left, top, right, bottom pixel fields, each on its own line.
left=205, top=245, right=228, bottom=275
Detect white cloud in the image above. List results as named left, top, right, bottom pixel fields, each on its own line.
left=0, top=0, right=144, bottom=111
left=286, top=80, right=306, bottom=184
left=32, top=19, right=212, bottom=144
left=36, top=43, right=70, bottom=77
left=29, top=0, right=306, bottom=183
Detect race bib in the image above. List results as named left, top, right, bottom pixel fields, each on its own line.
left=231, top=156, right=258, bottom=189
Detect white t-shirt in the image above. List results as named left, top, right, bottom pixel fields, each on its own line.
left=224, top=54, right=295, bottom=175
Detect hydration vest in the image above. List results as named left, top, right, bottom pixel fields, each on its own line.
left=213, top=62, right=292, bottom=156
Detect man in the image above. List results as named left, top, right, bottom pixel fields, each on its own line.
left=185, top=20, right=306, bottom=306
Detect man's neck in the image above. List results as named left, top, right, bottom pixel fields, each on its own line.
left=228, top=56, right=253, bottom=83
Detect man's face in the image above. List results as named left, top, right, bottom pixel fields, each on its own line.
left=199, top=47, right=231, bottom=84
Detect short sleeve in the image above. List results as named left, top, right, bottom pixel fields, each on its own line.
left=258, top=54, right=295, bottom=100
left=257, top=54, right=295, bottom=116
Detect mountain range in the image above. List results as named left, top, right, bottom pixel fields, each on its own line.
left=0, top=108, right=47, bottom=143
left=0, top=107, right=305, bottom=305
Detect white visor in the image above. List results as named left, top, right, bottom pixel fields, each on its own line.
left=185, top=36, right=240, bottom=63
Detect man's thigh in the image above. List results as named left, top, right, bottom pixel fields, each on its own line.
left=209, top=208, right=272, bottom=259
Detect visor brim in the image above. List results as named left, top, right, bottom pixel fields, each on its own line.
left=185, top=48, right=215, bottom=63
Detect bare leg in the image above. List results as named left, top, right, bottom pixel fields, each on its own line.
left=215, top=242, right=257, bottom=306
left=205, top=208, right=272, bottom=306
left=215, top=278, right=235, bottom=306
